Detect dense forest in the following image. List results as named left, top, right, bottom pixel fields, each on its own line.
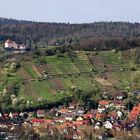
left=1, top=18, right=140, bottom=50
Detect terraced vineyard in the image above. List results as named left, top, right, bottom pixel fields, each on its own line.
left=0, top=48, right=140, bottom=102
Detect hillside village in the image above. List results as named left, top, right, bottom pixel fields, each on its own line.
left=0, top=90, right=140, bottom=139
left=0, top=44, right=140, bottom=139
left=0, top=38, right=140, bottom=139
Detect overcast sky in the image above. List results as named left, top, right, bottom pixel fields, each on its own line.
left=0, top=0, right=139, bottom=23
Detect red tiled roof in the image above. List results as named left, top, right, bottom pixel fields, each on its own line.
left=99, top=100, right=109, bottom=105
left=59, top=109, right=68, bottom=113
left=44, top=119, right=53, bottom=124
left=96, top=113, right=106, bottom=119
left=84, top=113, right=94, bottom=119
left=128, top=104, right=140, bottom=120
left=31, top=118, right=44, bottom=123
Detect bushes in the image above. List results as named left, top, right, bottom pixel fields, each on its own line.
left=130, top=67, right=137, bottom=71
left=72, top=88, right=101, bottom=109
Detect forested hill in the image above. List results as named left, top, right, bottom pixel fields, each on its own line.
left=1, top=18, right=140, bottom=50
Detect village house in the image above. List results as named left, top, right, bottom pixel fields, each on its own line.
left=75, top=106, right=85, bottom=116
left=68, top=103, right=76, bottom=110
left=117, top=111, right=123, bottom=118
left=128, top=103, right=140, bottom=122
left=84, top=112, right=95, bottom=119
left=132, top=89, right=140, bottom=96
left=98, top=100, right=110, bottom=113
left=5, top=39, right=18, bottom=49
left=54, top=118, right=65, bottom=123
left=98, top=106, right=106, bottom=113
left=4, top=39, right=27, bottom=51
left=19, top=44, right=27, bottom=50
left=104, top=121, right=113, bottom=129
left=37, top=110, right=45, bottom=118
left=98, top=100, right=110, bottom=108
left=115, top=92, right=127, bottom=100
left=65, top=113, right=74, bottom=121
left=95, top=113, right=106, bottom=120
left=31, top=118, right=45, bottom=127
left=56, top=108, right=69, bottom=117
left=76, top=116, right=84, bottom=121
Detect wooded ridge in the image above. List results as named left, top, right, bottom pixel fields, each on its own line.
left=1, top=18, right=140, bottom=50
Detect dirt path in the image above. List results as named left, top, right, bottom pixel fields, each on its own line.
left=32, top=65, right=42, bottom=77
left=95, top=77, right=112, bottom=86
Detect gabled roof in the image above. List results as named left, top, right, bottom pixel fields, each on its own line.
left=5, top=39, right=14, bottom=44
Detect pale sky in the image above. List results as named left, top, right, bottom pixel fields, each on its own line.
left=0, top=0, right=139, bottom=23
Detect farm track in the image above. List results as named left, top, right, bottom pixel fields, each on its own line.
left=18, top=67, right=131, bottom=85
left=32, top=65, right=42, bottom=77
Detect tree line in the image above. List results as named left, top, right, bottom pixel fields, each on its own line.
left=1, top=18, right=140, bottom=50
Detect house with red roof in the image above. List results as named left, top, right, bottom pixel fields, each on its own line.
left=31, top=118, right=44, bottom=124
left=84, top=113, right=94, bottom=119
left=128, top=103, right=140, bottom=121
left=95, top=113, right=106, bottom=120
left=98, top=100, right=109, bottom=108
left=98, top=100, right=109, bottom=113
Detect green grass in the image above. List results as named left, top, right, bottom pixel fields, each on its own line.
left=72, top=57, right=92, bottom=72
left=0, top=83, right=4, bottom=91
left=19, top=80, right=69, bottom=101
left=47, top=46, right=59, bottom=49
left=22, top=62, right=38, bottom=78
left=19, top=81, right=53, bottom=100
left=46, top=53, right=93, bottom=74
left=45, top=56, right=81, bottom=74
left=99, top=51, right=122, bottom=65
left=18, top=75, right=96, bottom=101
